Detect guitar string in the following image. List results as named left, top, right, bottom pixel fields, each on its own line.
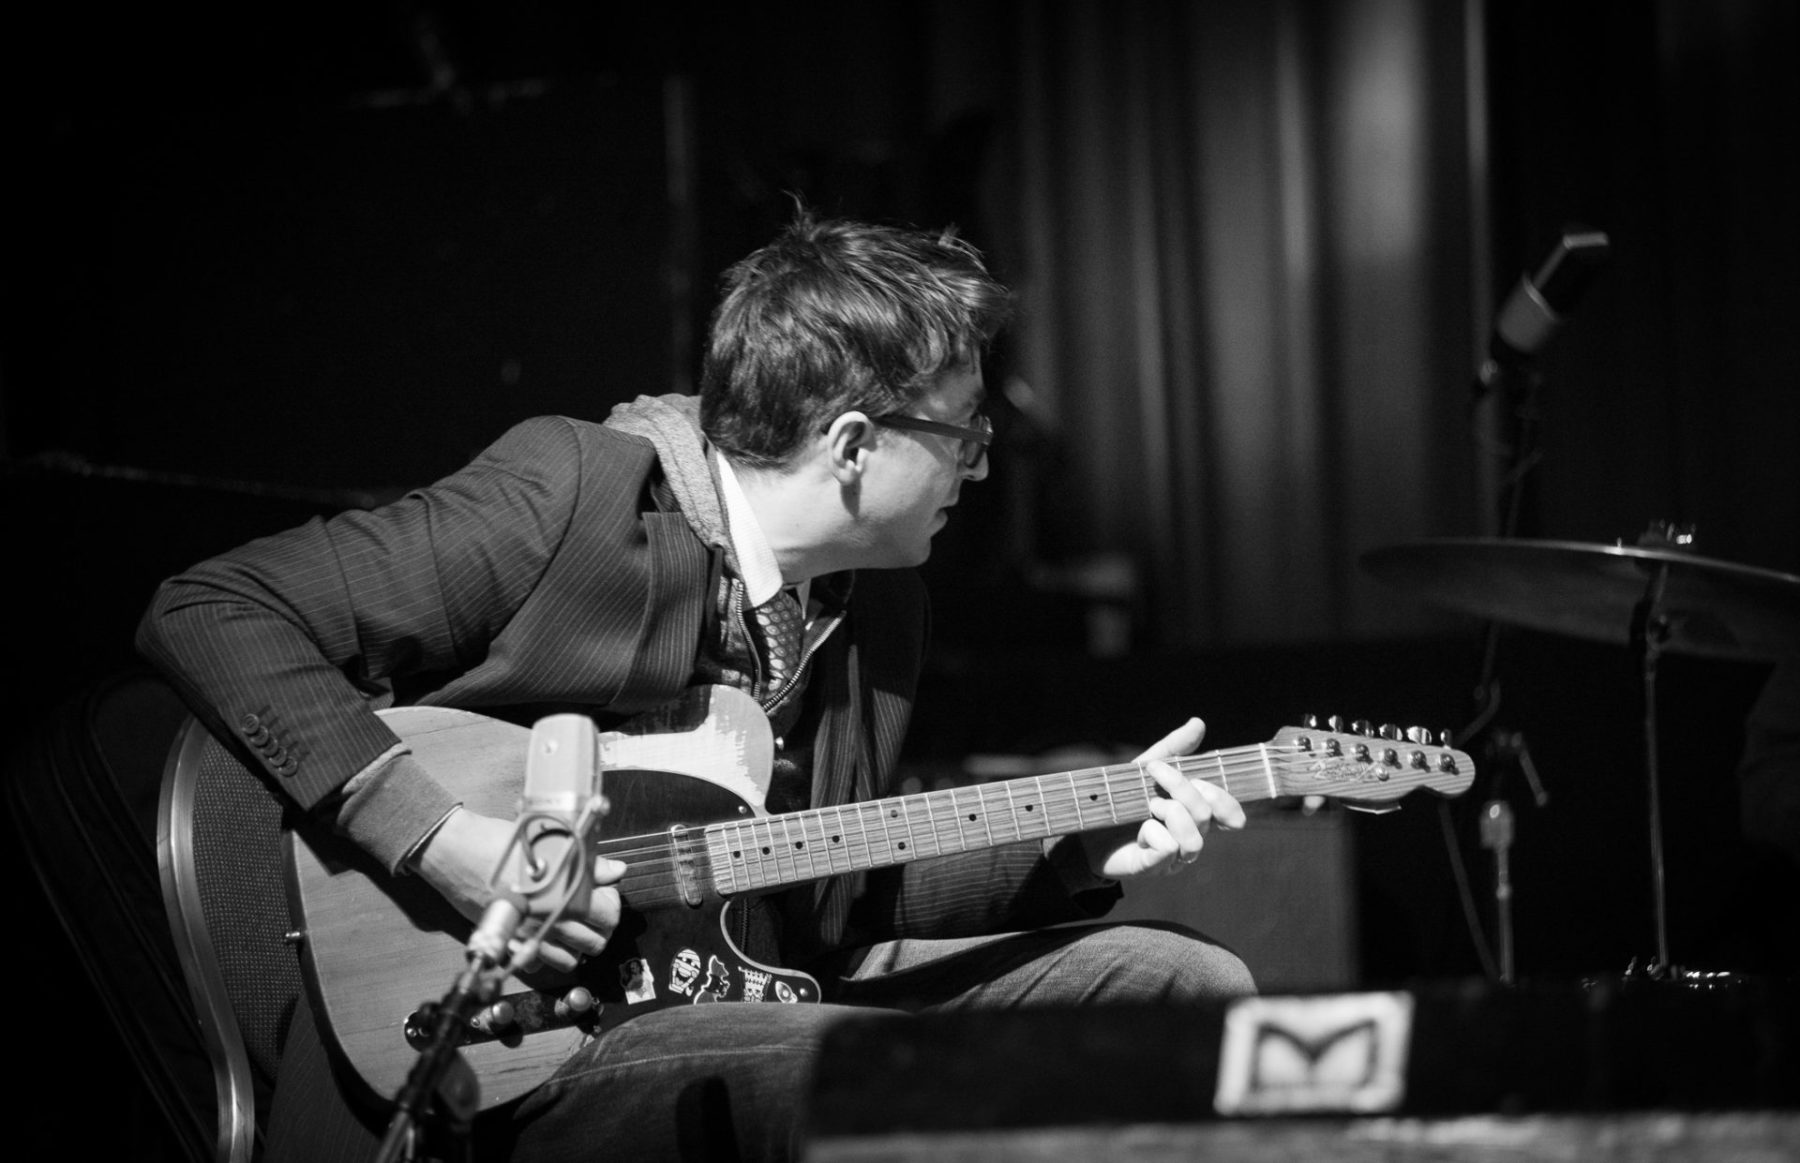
left=581, top=745, right=1463, bottom=867
left=581, top=745, right=1464, bottom=908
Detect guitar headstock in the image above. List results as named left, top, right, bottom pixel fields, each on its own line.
left=1264, top=716, right=1474, bottom=806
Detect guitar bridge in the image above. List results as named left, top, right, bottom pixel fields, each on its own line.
left=404, top=986, right=600, bottom=1051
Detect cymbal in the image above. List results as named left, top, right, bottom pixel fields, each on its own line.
left=1361, top=538, right=1800, bottom=662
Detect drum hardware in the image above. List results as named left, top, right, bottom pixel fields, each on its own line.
left=1363, top=525, right=1800, bottom=980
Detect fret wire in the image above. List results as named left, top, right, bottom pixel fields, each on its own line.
left=937, top=788, right=959, bottom=854
left=731, top=821, right=754, bottom=889
left=740, top=820, right=768, bottom=890
left=798, top=813, right=818, bottom=880
left=857, top=799, right=880, bottom=870
left=875, top=795, right=902, bottom=863
left=921, top=791, right=943, bottom=858
left=814, top=808, right=836, bottom=878
left=796, top=809, right=820, bottom=880
left=825, top=802, right=851, bottom=875
left=782, top=813, right=806, bottom=883
left=1065, top=768, right=1089, bottom=832
left=892, top=796, right=913, bottom=854
left=761, top=818, right=786, bottom=887
left=1002, top=781, right=1024, bottom=842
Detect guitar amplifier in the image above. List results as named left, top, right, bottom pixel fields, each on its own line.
left=1106, top=806, right=1357, bottom=993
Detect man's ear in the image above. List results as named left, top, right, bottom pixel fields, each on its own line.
left=823, top=412, right=877, bottom=484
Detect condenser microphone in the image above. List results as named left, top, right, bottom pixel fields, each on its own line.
left=466, top=713, right=603, bottom=965
left=1480, top=226, right=1611, bottom=388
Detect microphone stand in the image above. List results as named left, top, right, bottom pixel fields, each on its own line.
left=1454, top=354, right=1550, bottom=985
left=374, top=793, right=604, bottom=1163
left=375, top=951, right=505, bottom=1163
left=1479, top=799, right=1516, bottom=984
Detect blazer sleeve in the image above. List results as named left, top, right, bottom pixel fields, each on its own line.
left=135, top=416, right=590, bottom=810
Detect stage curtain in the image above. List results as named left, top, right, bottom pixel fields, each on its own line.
left=997, top=0, right=1482, bottom=649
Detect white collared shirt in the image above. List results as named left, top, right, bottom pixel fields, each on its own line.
left=714, top=450, right=811, bottom=614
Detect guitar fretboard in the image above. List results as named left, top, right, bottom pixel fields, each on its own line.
left=704, top=745, right=1279, bottom=895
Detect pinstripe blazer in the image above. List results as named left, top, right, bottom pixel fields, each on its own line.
left=138, top=415, right=1098, bottom=950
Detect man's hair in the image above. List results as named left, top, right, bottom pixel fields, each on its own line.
left=700, top=211, right=1013, bottom=469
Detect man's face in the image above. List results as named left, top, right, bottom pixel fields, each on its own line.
left=851, top=362, right=989, bottom=568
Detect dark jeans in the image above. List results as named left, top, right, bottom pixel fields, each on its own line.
left=483, top=921, right=1254, bottom=1162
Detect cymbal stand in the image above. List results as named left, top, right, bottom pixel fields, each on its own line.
left=1629, top=557, right=1675, bottom=976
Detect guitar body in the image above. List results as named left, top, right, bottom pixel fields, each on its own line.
left=286, top=696, right=818, bottom=1112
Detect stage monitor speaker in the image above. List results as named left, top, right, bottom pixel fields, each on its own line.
left=804, top=978, right=1800, bottom=1162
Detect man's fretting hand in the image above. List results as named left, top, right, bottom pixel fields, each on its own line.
left=1076, top=717, right=1247, bottom=880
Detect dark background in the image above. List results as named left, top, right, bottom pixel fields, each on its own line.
left=3, top=0, right=1797, bottom=1153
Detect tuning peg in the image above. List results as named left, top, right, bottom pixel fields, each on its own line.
left=1302, top=713, right=1320, bottom=729
left=1405, top=726, right=1431, bottom=745
left=1351, top=719, right=1373, bottom=736
left=1439, top=728, right=1456, bottom=747
left=1378, top=723, right=1400, bottom=740
left=1327, top=715, right=1345, bottom=732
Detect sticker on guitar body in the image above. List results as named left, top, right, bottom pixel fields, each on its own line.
left=621, top=957, right=657, bottom=1005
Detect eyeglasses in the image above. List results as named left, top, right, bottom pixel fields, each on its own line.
left=873, top=412, right=993, bottom=469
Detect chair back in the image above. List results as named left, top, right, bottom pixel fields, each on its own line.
left=158, top=712, right=306, bottom=1162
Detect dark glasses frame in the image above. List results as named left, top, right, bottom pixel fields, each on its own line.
left=872, top=413, right=993, bottom=468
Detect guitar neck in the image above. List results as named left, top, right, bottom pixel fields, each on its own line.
left=704, top=745, right=1279, bottom=895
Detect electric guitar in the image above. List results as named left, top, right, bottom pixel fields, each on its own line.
left=283, top=685, right=1473, bottom=1109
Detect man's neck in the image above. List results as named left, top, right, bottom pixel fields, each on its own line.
left=726, top=455, right=848, bottom=585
